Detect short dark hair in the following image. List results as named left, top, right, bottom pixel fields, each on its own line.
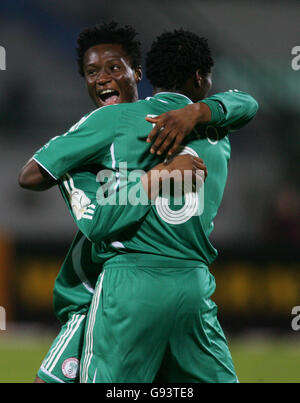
left=146, top=29, right=214, bottom=90
left=76, top=21, right=142, bottom=76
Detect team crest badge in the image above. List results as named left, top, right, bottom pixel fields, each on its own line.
left=62, top=357, right=79, bottom=379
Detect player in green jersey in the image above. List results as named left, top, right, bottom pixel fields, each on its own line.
left=19, top=22, right=207, bottom=384
left=21, top=28, right=258, bottom=382
left=29, top=21, right=144, bottom=384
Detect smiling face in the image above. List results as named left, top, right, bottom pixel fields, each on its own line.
left=83, top=43, right=142, bottom=108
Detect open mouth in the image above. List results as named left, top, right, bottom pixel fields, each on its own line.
left=97, top=89, right=120, bottom=105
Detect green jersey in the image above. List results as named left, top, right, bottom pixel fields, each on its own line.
left=34, top=90, right=258, bottom=268
left=52, top=230, right=99, bottom=324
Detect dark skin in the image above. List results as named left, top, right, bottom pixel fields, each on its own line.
left=19, top=46, right=212, bottom=191
left=83, top=43, right=142, bottom=108
left=141, top=154, right=207, bottom=200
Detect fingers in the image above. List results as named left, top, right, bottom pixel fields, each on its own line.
left=193, top=157, right=208, bottom=179
left=148, top=126, right=185, bottom=156
left=145, top=116, right=164, bottom=144
left=150, top=130, right=178, bottom=155
left=167, top=155, right=207, bottom=181
left=193, top=169, right=206, bottom=192
left=146, top=109, right=195, bottom=157
left=146, top=114, right=183, bottom=156
left=163, top=154, right=208, bottom=194
left=195, top=166, right=208, bottom=180
left=193, top=157, right=205, bottom=169
left=166, top=135, right=185, bottom=157
left=149, top=130, right=170, bottom=155
left=145, top=116, right=159, bottom=125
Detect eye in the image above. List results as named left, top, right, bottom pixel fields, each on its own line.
left=86, top=70, right=96, bottom=77
left=111, top=64, right=121, bottom=71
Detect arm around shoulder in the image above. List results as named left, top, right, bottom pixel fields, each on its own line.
left=201, top=90, right=259, bottom=131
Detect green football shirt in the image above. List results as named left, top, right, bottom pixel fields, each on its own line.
left=34, top=90, right=258, bottom=266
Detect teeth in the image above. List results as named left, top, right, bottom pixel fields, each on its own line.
left=99, top=89, right=115, bottom=95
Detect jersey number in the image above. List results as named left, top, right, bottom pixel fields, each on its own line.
left=154, top=146, right=203, bottom=225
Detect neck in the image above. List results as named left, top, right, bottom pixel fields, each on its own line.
left=153, top=87, right=182, bottom=96
left=152, top=87, right=199, bottom=102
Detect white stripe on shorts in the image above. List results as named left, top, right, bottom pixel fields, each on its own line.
left=42, top=314, right=85, bottom=373
left=81, top=271, right=105, bottom=383
left=39, top=367, right=65, bottom=383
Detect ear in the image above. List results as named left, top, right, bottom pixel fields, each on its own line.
left=194, top=70, right=202, bottom=88
left=134, top=66, right=143, bottom=83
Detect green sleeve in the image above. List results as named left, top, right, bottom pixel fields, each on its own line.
left=59, top=171, right=151, bottom=242
left=33, top=107, right=117, bottom=179
left=201, top=90, right=259, bottom=132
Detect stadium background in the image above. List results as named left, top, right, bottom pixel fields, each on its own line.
left=0, top=0, right=299, bottom=382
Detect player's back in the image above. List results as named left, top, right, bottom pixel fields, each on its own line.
left=101, top=92, right=231, bottom=266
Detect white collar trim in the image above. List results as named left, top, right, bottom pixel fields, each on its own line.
left=155, top=92, right=193, bottom=104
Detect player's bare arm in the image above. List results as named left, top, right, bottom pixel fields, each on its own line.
left=141, top=154, right=208, bottom=200
left=146, top=102, right=211, bottom=156
left=19, top=159, right=56, bottom=191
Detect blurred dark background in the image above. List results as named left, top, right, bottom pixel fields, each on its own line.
left=0, top=0, right=299, bottom=335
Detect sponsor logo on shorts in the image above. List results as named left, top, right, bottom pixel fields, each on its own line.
left=62, top=357, right=79, bottom=379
